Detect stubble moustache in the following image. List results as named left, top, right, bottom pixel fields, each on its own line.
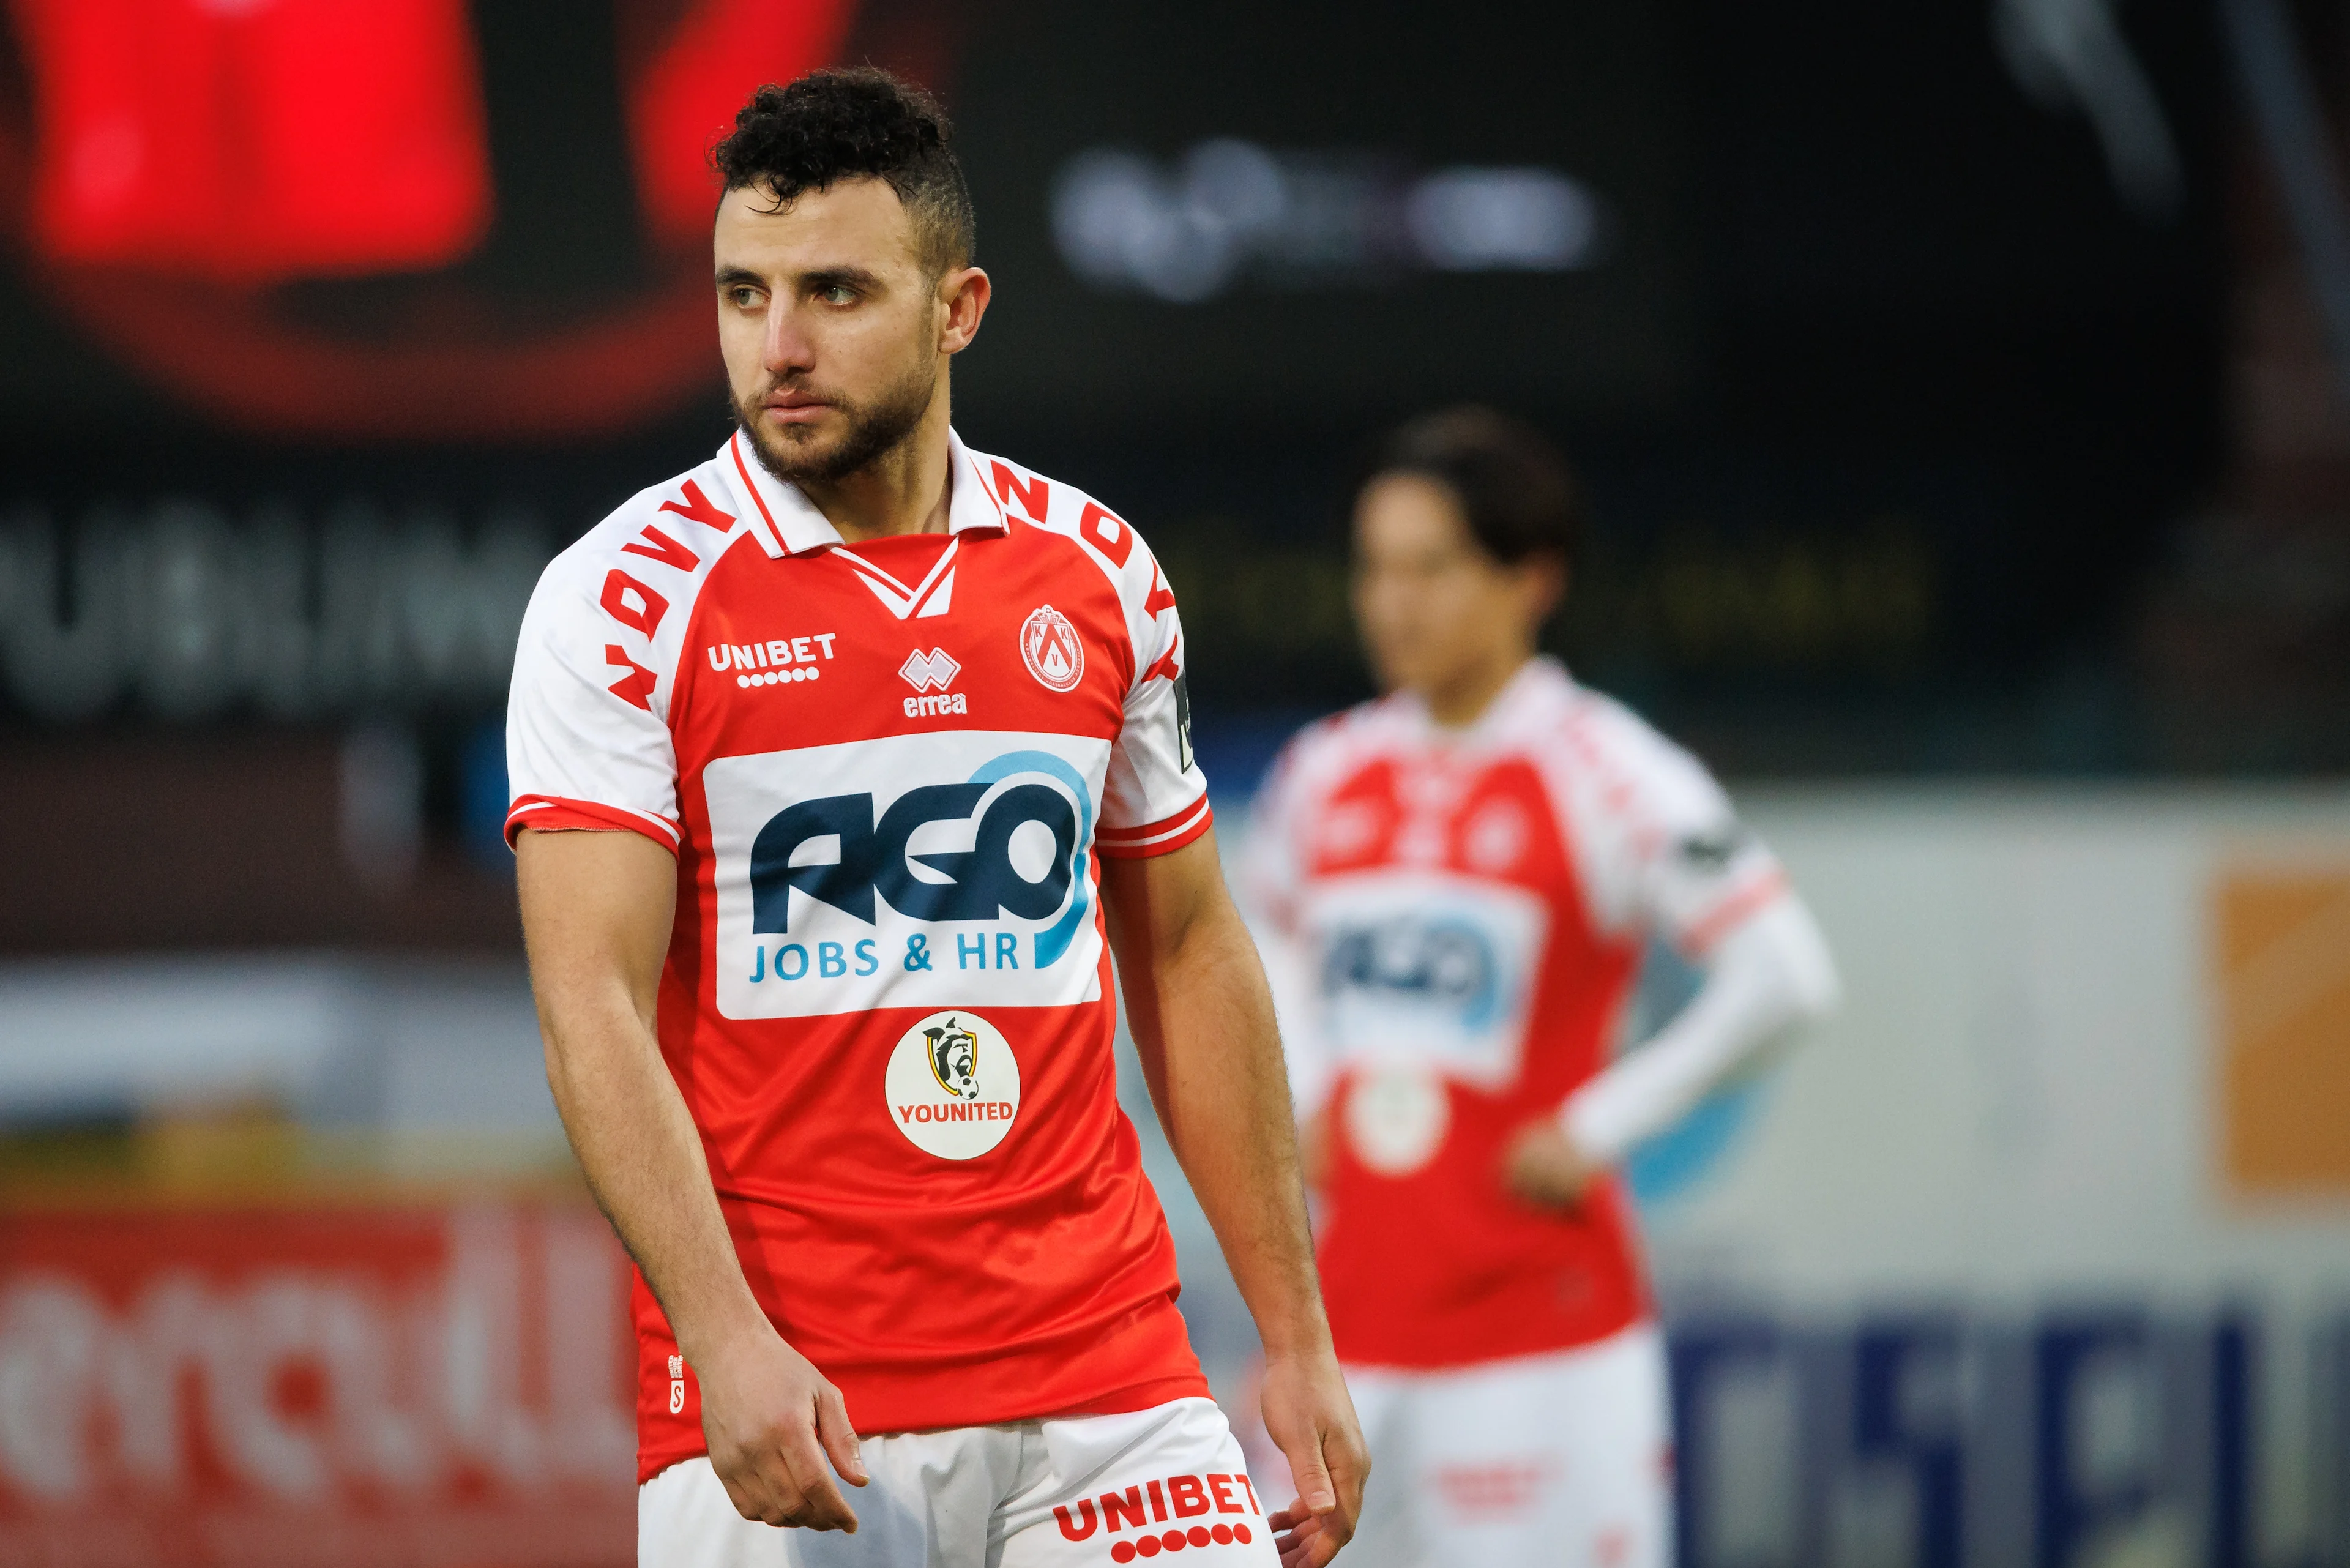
left=737, top=357, right=936, bottom=488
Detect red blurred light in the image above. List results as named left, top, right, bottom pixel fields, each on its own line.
left=13, top=0, right=491, bottom=282
left=627, top=0, right=860, bottom=244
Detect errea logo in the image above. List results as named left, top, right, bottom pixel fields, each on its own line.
left=900, top=648, right=968, bottom=717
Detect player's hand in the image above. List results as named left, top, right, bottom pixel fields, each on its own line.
left=696, top=1324, right=868, bottom=1532
left=1502, top=1119, right=1602, bottom=1210
left=1260, top=1346, right=1368, bottom=1566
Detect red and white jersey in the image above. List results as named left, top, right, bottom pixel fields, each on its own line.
left=1246, top=658, right=1786, bottom=1370
left=505, top=430, right=1215, bottom=1480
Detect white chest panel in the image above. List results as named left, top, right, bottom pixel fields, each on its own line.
left=704, top=730, right=1112, bottom=1020
left=1297, top=868, right=1549, bottom=1089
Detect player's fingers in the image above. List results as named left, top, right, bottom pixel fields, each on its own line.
left=1319, top=1498, right=1357, bottom=1547
left=726, top=1452, right=808, bottom=1527
left=813, top=1383, right=870, bottom=1487
left=1279, top=1431, right=1338, bottom=1514
left=1326, top=1425, right=1371, bottom=1525
left=775, top=1421, right=861, bottom=1533
left=1274, top=1514, right=1326, bottom=1568
left=715, top=1463, right=767, bottom=1523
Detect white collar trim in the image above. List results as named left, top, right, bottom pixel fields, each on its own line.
left=722, top=427, right=1010, bottom=561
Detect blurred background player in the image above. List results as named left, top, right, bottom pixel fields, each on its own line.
left=1245, top=408, right=1840, bottom=1568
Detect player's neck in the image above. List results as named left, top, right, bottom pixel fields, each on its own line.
left=799, top=389, right=956, bottom=544
left=1419, top=646, right=1535, bottom=731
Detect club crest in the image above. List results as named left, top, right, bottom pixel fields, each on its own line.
left=1020, top=605, right=1085, bottom=692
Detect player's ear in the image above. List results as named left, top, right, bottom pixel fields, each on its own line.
left=938, top=266, right=990, bottom=355
left=1520, top=553, right=1567, bottom=625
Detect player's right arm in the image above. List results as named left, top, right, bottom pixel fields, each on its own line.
left=1505, top=703, right=1840, bottom=1206
left=517, top=827, right=868, bottom=1531
left=503, top=509, right=864, bottom=1531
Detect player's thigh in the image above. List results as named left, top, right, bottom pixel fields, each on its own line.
left=1330, top=1367, right=1422, bottom=1568
left=640, top=1430, right=1016, bottom=1568
left=1558, top=1324, right=1673, bottom=1568
left=998, top=1397, right=1280, bottom=1566
left=1405, top=1326, right=1673, bottom=1568
left=640, top=1457, right=789, bottom=1568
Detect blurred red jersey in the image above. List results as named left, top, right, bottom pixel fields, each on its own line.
left=505, top=432, right=1214, bottom=1480
left=1247, top=660, right=1786, bottom=1368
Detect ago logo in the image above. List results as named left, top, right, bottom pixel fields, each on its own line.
left=0, top=0, right=954, bottom=439
left=706, top=730, right=1110, bottom=1020
left=1305, top=871, right=1546, bottom=1090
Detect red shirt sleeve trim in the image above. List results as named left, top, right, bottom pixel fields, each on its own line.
left=504, top=794, right=682, bottom=853
left=1095, top=795, right=1214, bottom=859
left=1679, top=867, right=1789, bottom=953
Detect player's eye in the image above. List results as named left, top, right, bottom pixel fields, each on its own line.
left=726, top=286, right=762, bottom=308
left=819, top=283, right=857, bottom=306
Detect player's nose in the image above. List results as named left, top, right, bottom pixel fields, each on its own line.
left=763, top=300, right=817, bottom=375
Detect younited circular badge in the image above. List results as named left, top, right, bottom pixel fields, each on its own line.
left=886, top=1011, right=1022, bottom=1159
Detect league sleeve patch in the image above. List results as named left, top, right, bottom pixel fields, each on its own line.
left=1175, top=670, right=1195, bottom=775
left=1675, top=823, right=1752, bottom=872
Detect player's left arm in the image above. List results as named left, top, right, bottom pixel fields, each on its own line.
left=1504, top=889, right=1841, bottom=1205
left=1102, top=834, right=1368, bottom=1568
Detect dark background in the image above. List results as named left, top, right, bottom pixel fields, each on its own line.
left=0, top=0, right=2318, bottom=949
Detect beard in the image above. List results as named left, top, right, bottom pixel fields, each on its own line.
left=736, top=356, right=936, bottom=487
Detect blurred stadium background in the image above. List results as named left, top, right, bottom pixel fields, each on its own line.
left=0, top=1, right=2344, bottom=1564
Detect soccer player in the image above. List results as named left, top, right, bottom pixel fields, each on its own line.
left=1244, top=409, right=1839, bottom=1568
left=505, top=71, right=1366, bottom=1567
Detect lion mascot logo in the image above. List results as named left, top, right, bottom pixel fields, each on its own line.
left=924, top=1017, right=982, bottom=1100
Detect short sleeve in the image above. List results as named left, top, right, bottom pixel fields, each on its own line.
left=1611, top=725, right=1786, bottom=952
left=1096, top=561, right=1212, bottom=859
left=1545, top=693, right=1788, bottom=952
left=503, top=564, right=682, bottom=853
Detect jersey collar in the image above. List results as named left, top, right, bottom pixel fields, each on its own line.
left=1393, top=655, right=1576, bottom=744
left=722, top=427, right=1010, bottom=559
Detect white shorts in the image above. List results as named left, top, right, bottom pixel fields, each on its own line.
left=1340, top=1323, right=1673, bottom=1568
left=639, top=1396, right=1279, bottom=1568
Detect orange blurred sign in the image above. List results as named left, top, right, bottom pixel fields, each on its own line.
left=2215, top=868, right=2350, bottom=1196
left=0, top=1201, right=634, bottom=1567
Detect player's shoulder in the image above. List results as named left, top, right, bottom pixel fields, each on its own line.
left=968, top=443, right=1165, bottom=595
left=1259, top=693, right=1420, bottom=804
left=528, top=450, right=755, bottom=619
left=1535, top=668, right=1732, bottom=826
left=1297, top=692, right=1416, bottom=758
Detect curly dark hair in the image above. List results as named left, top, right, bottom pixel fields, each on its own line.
left=712, top=68, right=975, bottom=276
left=1364, top=406, right=1581, bottom=572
